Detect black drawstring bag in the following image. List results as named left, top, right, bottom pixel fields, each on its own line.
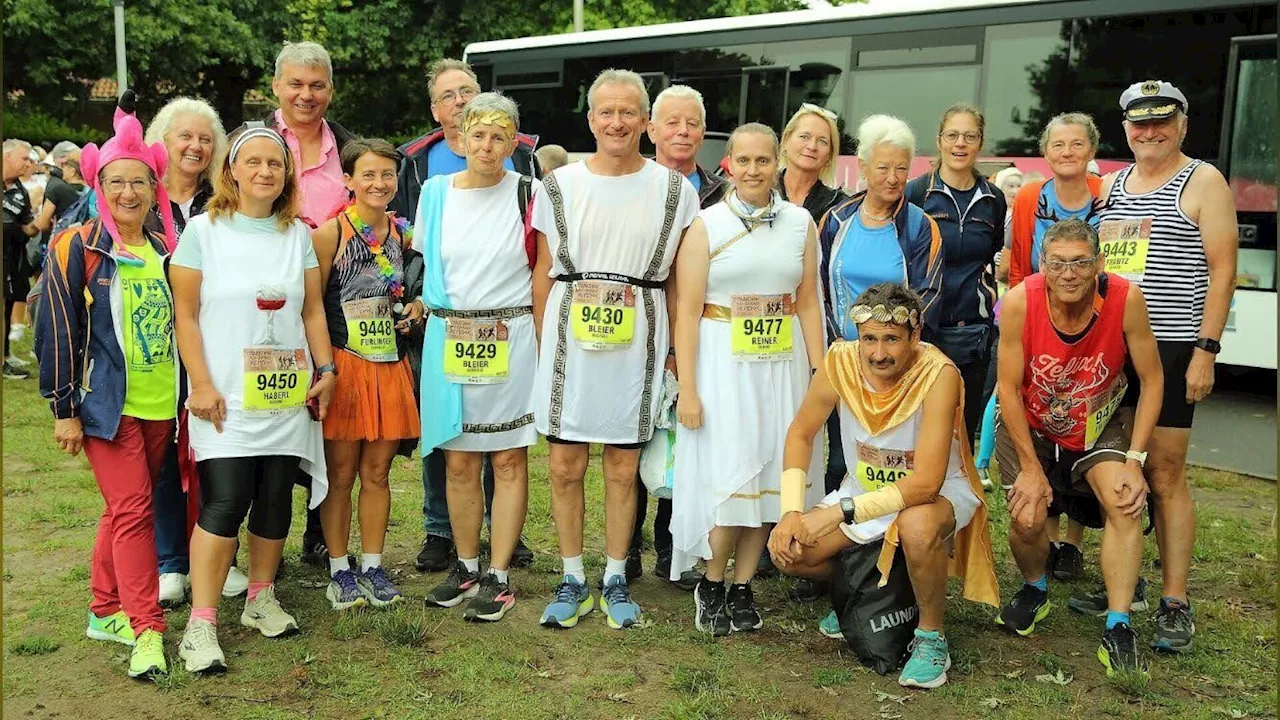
left=830, top=539, right=919, bottom=675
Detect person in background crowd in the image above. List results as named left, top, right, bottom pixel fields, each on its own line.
left=3, top=139, right=39, bottom=379
left=632, top=83, right=727, bottom=590
left=1087, top=80, right=1238, bottom=653
left=536, top=144, right=569, bottom=174
left=36, top=96, right=181, bottom=678
left=531, top=68, right=699, bottom=630
left=170, top=126, right=335, bottom=673
left=994, top=166, right=1023, bottom=209
left=32, top=142, right=86, bottom=233
left=904, top=103, right=1006, bottom=447
left=312, top=138, right=420, bottom=611
left=392, top=57, right=539, bottom=576
left=418, top=93, right=540, bottom=623
left=995, top=218, right=1163, bottom=678
left=770, top=283, right=997, bottom=689
left=669, top=123, right=824, bottom=635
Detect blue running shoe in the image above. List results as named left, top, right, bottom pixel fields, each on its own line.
left=540, top=575, right=594, bottom=628
left=898, top=629, right=951, bottom=689
left=326, top=569, right=367, bottom=611
left=600, top=575, right=641, bottom=630
left=818, top=610, right=844, bottom=639
left=358, top=566, right=405, bottom=608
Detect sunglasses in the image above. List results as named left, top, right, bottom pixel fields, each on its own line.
left=799, top=103, right=838, bottom=121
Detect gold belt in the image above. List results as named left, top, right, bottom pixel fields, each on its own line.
left=702, top=303, right=796, bottom=322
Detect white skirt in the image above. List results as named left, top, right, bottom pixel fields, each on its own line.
left=669, top=316, right=822, bottom=575
left=441, top=315, right=538, bottom=452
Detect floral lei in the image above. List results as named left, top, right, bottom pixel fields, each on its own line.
left=345, top=205, right=410, bottom=299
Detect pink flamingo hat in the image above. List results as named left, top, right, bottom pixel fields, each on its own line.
left=79, top=90, right=177, bottom=255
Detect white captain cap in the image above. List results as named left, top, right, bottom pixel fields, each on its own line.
left=1119, top=80, right=1188, bottom=122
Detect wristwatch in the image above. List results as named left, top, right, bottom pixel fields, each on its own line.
left=839, top=496, right=856, bottom=525
left=1194, top=337, right=1221, bottom=354
left=317, top=363, right=338, bottom=377
left=1125, top=450, right=1148, bottom=467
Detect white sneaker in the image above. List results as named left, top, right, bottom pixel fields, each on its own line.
left=6, top=354, right=29, bottom=368
left=8, top=324, right=26, bottom=343
left=977, top=467, right=993, bottom=490
left=240, top=585, right=298, bottom=638
left=178, top=617, right=226, bottom=673
left=158, top=573, right=190, bottom=608
left=222, top=566, right=249, bottom=597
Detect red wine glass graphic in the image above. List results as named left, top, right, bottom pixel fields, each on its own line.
left=256, top=287, right=288, bottom=345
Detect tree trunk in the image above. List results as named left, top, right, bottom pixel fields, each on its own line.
left=209, top=70, right=253, bottom=129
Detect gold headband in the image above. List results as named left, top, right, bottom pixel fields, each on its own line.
left=462, top=110, right=515, bottom=136
left=849, top=303, right=919, bottom=329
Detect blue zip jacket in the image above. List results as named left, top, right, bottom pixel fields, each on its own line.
left=35, top=219, right=176, bottom=440
left=905, top=168, right=1006, bottom=328
left=818, top=191, right=944, bottom=342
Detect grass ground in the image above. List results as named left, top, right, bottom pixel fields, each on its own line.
left=2, top=334, right=1276, bottom=720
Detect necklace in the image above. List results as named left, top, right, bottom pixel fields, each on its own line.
left=345, top=205, right=409, bottom=298
left=860, top=204, right=893, bottom=223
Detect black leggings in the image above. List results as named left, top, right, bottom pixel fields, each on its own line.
left=197, top=456, right=301, bottom=541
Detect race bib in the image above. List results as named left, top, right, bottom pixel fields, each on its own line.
left=343, top=297, right=397, bottom=362
left=1084, top=375, right=1128, bottom=449
left=571, top=281, right=635, bottom=350
left=242, top=347, right=311, bottom=412
left=730, top=294, right=793, bottom=362
left=443, top=318, right=510, bottom=385
left=853, top=443, right=914, bottom=493
left=1098, top=218, right=1152, bottom=282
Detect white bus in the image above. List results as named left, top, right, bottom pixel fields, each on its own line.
left=465, top=0, right=1277, bottom=369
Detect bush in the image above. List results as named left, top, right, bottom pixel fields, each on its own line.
left=6, top=106, right=104, bottom=148
left=10, top=636, right=59, bottom=656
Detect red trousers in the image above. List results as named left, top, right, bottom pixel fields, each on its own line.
left=83, top=416, right=173, bottom=635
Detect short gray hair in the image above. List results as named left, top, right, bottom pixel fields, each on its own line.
left=461, top=92, right=520, bottom=134
left=145, top=97, right=229, bottom=185
left=3, top=139, right=31, bottom=155
left=1042, top=218, right=1100, bottom=255
left=427, top=58, right=478, bottom=100
left=651, top=85, right=704, bottom=125
left=1039, top=112, right=1100, bottom=155
left=588, top=69, right=650, bottom=115
left=856, top=114, right=915, bottom=165
left=50, top=141, right=80, bottom=164
left=536, top=144, right=569, bottom=173
left=274, top=41, right=333, bottom=84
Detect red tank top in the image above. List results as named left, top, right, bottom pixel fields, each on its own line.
left=1020, top=272, right=1130, bottom=452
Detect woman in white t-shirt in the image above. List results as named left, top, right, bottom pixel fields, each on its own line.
left=169, top=127, right=336, bottom=674
left=417, top=93, right=540, bottom=623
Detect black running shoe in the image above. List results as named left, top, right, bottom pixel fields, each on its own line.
left=1099, top=623, right=1149, bottom=677
left=789, top=578, right=826, bottom=602
left=755, top=547, right=778, bottom=579
left=425, top=561, right=481, bottom=608
left=995, top=584, right=1051, bottom=636
left=415, top=535, right=455, bottom=573
left=625, top=545, right=643, bottom=582
left=1045, top=542, right=1061, bottom=577
left=654, top=549, right=700, bottom=591
left=463, top=573, right=516, bottom=622
left=1151, top=597, right=1195, bottom=653
left=654, top=548, right=672, bottom=580
left=3, top=361, right=30, bottom=380
left=1053, top=543, right=1083, bottom=582
left=1068, top=578, right=1149, bottom=616
left=300, top=539, right=328, bottom=568
left=509, top=536, right=535, bottom=569
left=694, top=578, right=731, bottom=637
left=726, top=583, right=762, bottom=632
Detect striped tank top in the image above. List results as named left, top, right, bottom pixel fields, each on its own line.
left=324, top=212, right=407, bottom=351
left=1098, top=159, right=1204, bottom=342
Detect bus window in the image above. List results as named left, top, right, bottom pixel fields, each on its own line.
left=849, top=65, right=979, bottom=152
left=742, top=66, right=789, bottom=128
left=1223, top=39, right=1277, bottom=292
left=982, top=21, right=1071, bottom=156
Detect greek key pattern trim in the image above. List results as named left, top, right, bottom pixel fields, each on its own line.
left=463, top=413, right=534, bottom=434
left=643, top=169, right=684, bottom=281
left=543, top=172, right=576, bottom=275
left=546, top=286, right=575, bottom=437
left=429, top=306, right=532, bottom=320
left=636, top=287, right=658, bottom=443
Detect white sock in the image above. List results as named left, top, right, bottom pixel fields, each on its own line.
left=561, top=555, right=586, bottom=583
left=329, top=556, right=351, bottom=578
left=489, top=567, right=510, bottom=584
left=460, top=556, right=480, bottom=573
left=361, top=553, right=382, bottom=573
left=604, top=555, right=628, bottom=585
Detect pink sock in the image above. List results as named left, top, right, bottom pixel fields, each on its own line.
left=247, top=582, right=272, bottom=602
left=189, top=607, right=217, bottom=626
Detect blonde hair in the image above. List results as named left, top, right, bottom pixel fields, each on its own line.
left=780, top=105, right=840, bottom=186
left=726, top=122, right=779, bottom=159
left=205, top=129, right=302, bottom=231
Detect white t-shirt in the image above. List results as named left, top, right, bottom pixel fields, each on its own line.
left=171, top=212, right=328, bottom=504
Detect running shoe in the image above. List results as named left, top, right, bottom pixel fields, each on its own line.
left=464, top=573, right=516, bottom=622
left=127, top=629, right=167, bottom=679
left=158, top=573, right=189, bottom=608
left=756, top=546, right=779, bottom=580
left=626, top=546, right=643, bottom=582
left=425, top=561, right=481, bottom=608
left=789, top=578, right=826, bottom=602
left=358, top=566, right=405, bottom=608
left=600, top=576, right=642, bottom=630
left=3, top=361, right=30, bottom=380
left=240, top=585, right=298, bottom=637
left=222, top=565, right=249, bottom=597
left=8, top=323, right=26, bottom=343
left=694, top=578, right=731, bottom=637
left=977, top=466, right=993, bottom=490
left=179, top=617, right=226, bottom=673
left=86, top=609, right=136, bottom=646
left=1068, top=578, right=1149, bottom=616
left=1053, top=543, right=1084, bottom=582
left=726, top=582, right=762, bottom=633
left=509, top=537, right=535, bottom=569
left=6, top=353, right=29, bottom=367
left=540, top=575, right=595, bottom=628
left=415, top=535, right=455, bottom=573
left=995, top=584, right=1051, bottom=636
left=300, top=537, right=328, bottom=568
left=819, top=610, right=844, bottom=639
left=1099, top=622, right=1149, bottom=677
left=1151, top=597, right=1195, bottom=653
left=898, top=630, right=951, bottom=689
left=326, top=569, right=368, bottom=611
left=655, top=549, right=701, bottom=590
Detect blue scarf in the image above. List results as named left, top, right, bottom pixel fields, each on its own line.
left=416, top=175, right=461, bottom=453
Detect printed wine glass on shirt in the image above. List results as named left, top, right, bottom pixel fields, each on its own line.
left=255, top=286, right=288, bottom=346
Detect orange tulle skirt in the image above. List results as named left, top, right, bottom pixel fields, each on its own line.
left=323, top=349, right=421, bottom=442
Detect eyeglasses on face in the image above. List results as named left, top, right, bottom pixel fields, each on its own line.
left=940, top=131, right=981, bottom=145
left=1043, top=256, right=1098, bottom=274
left=434, top=87, right=480, bottom=106
left=103, top=178, right=153, bottom=195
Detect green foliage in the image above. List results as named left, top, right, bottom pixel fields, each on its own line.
left=10, top=636, right=59, bottom=656
left=4, top=104, right=104, bottom=146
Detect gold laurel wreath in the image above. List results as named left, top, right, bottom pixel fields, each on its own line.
left=849, top=303, right=920, bottom=328
left=462, top=110, right=515, bottom=135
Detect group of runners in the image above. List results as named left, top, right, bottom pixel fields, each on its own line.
left=16, top=39, right=1238, bottom=689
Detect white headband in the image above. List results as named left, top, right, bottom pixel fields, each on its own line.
left=230, top=127, right=290, bottom=166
